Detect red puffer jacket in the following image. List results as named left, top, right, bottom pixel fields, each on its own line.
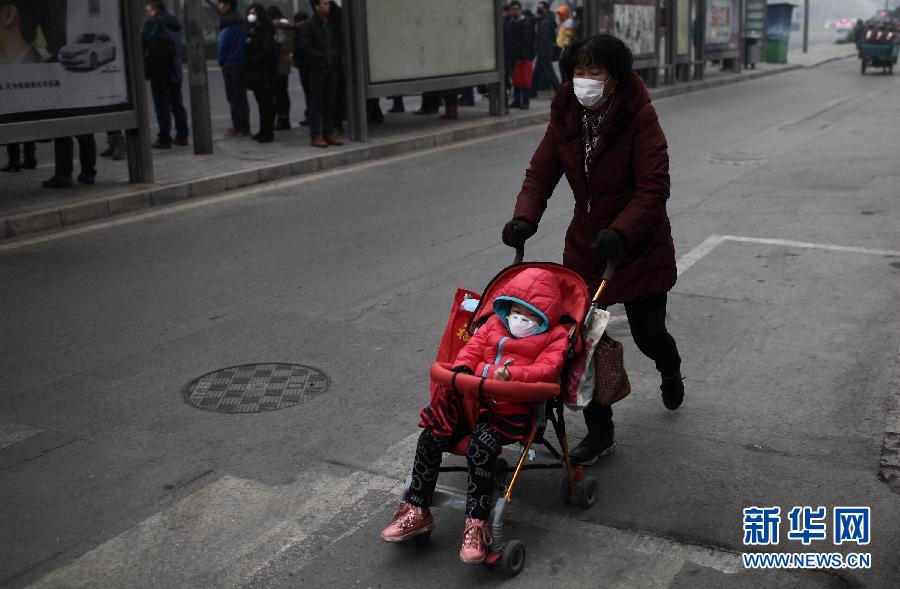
left=454, top=268, right=570, bottom=383
left=513, top=74, right=677, bottom=306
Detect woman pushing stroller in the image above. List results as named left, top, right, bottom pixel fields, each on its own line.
left=381, top=267, right=570, bottom=564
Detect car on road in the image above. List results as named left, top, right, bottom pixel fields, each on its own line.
left=59, top=34, right=116, bottom=71
left=834, top=18, right=855, bottom=35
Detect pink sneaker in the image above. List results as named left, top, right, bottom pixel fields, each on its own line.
left=380, top=502, right=434, bottom=543
left=459, top=518, right=492, bottom=564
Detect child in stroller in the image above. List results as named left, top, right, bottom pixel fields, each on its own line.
left=380, top=267, right=570, bottom=564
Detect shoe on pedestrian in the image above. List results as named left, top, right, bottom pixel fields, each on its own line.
left=99, top=145, right=114, bottom=157
left=459, top=518, right=492, bottom=564
left=325, top=134, right=344, bottom=146
left=152, top=140, right=172, bottom=150
left=225, top=127, right=240, bottom=137
left=109, top=135, right=127, bottom=160
left=310, top=136, right=329, bottom=148
left=661, top=370, right=685, bottom=410
left=22, top=157, right=37, bottom=169
left=440, top=104, right=459, bottom=120
left=254, top=134, right=274, bottom=144
left=1, top=161, right=21, bottom=172
left=173, top=138, right=189, bottom=147
left=275, top=117, right=291, bottom=131
left=380, top=502, right=434, bottom=543
left=387, top=106, right=405, bottom=113
left=298, top=119, right=310, bottom=127
left=570, top=427, right=616, bottom=466
left=42, top=175, right=73, bottom=188
left=77, top=173, right=96, bottom=185
left=413, top=109, right=438, bottom=115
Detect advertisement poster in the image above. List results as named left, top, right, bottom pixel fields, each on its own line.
left=614, top=1, right=657, bottom=57
left=0, top=0, right=129, bottom=121
left=676, top=0, right=690, bottom=55
left=705, top=0, right=740, bottom=52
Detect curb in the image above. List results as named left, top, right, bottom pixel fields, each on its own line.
left=0, top=54, right=854, bottom=242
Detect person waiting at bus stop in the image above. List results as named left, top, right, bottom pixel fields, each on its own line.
left=143, top=1, right=190, bottom=149
left=502, top=35, right=684, bottom=465
left=217, top=0, right=250, bottom=137
left=244, top=4, right=277, bottom=144
left=297, top=0, right=344, bottom=148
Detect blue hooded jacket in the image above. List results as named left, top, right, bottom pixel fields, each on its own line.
left=217, top=11, right=246, bottom=66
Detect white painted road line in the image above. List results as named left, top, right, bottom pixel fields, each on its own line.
left=0, top=422, right=43, bottom=450
left=721, top=235, right=900, bottom=258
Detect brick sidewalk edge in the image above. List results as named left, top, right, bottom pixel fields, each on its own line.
left=1, top=56, right=851, bottom=241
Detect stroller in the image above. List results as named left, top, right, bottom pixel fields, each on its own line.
left=401, top=247, right=614, bottom=577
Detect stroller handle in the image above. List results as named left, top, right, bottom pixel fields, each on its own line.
left=430, top=362, right=559, bottom=403
left=514, top=245, right=525, bottom=265
left=592, top=261, right=616, bottom=304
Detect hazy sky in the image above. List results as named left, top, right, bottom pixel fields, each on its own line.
left=811, top=0, right=892, bottom=21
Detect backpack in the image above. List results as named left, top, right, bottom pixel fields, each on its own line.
left=144, top=19, right=176, bottom=80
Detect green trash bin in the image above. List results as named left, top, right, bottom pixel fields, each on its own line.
left=766, top=38, right=790, bottom=63
left=765, top=3, right=794, bottom=64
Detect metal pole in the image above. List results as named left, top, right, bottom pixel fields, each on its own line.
left=124, top=0, right=154, bottom=183
left=802, top=0, right=809, bottom=53
left=185, top=0, right=214, bottom=154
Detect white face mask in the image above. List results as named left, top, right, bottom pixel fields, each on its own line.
left=508, top=313, right=540, bottom=338
left=573, top=78, right=605, bottom=109
left=247, top=13, right=258, bottom=23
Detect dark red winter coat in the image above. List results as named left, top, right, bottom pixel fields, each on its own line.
left=454, top=267, right=570, bottom=384
left=513, top=74, right=677, bottom=306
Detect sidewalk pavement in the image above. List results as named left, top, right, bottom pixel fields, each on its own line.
left=0, top=43, right=857, bottom=241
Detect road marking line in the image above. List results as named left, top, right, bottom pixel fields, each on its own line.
left=676, top=234, right=727, bottom=277
left=721, top=235, right=900, bottom=258
left=0, top=422, right=43, bottom=450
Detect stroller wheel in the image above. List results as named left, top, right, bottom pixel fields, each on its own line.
left=414, top=531, right=432, bottom=546
left=494, top=458, right=510, bottom=490
left=576, top=476, right=599, bottom=508
left=499, top=540, right=526, bottom=576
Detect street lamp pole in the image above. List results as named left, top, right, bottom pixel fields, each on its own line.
left=802, top=0, right=809, bottom=53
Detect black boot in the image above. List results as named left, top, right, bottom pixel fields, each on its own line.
left=661, top=370, right=685, bottom=410
left=570, top=427, right=615, bottom=466
left=275, top=116, right=291, bottom=131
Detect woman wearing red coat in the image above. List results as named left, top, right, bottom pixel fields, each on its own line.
left=502, top=35, right=684, bottom=466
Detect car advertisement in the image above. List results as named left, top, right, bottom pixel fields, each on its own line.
left=0, top=0, right=129, bottom=121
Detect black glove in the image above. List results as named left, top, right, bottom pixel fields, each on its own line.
left=451, top=365, right=474, bottom=375
left=501, top=219, right=538, bottom=249
left=592, top=229, right=628, bottom=260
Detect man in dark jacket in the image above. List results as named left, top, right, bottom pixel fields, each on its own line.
left=297, top=0, right=343, bottom=148
left=217, top=0, right=250, bottom=137
left=505, top=1, right=536, bottom=109
left=143, top=1, right=189, bottom=149
left=531, top=2, right=559, bottom=97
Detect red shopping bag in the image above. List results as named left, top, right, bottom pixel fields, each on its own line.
left=512, top=60, right=534, bottom=89
left=430, top=288, right=481, bottom=405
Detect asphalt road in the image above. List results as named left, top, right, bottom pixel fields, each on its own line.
left=2, top=57, right=899, bottom=588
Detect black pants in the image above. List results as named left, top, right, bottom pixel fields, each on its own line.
left=6, top=142, right=36, bottom=163
left=251, top=87, right=275, bottom=139
left=150, top=79, right=189, bottom=143
left=531, top=56, right=559, bottom=93
left=222, top=63, right=250, bottom=133
left=584, top=292, right=681, bottom=432
left=297, top=67, right=310, bottom=121
left=274, top=74, right=290, bottom=119
left=307, top=67, right=337, bottom=138
left=406, top=423, right=501, bottom=521
left=54, top=135, right=96, bottom=179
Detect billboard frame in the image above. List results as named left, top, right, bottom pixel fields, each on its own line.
left=0, top=0, right=153, bottom=183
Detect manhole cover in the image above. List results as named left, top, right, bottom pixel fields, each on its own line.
left=708, top=151, right=768, bottom=165
left=184, top=363, right=330, bottom=413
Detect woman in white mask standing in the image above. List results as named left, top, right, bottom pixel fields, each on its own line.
left=501, top=35, right=684, bottom=466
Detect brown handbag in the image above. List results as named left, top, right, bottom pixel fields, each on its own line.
left=593, top=333, right=631, bottom=405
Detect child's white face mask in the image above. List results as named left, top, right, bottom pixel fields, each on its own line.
left=508, top=313, right=540, bottom=338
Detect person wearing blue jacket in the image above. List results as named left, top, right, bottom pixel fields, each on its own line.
left=217, top=0, right=250, bottom=136
left=143, top=1, right=190, bottom=148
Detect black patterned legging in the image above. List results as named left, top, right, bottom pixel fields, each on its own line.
left=406, top=422, right=501, bottom=521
